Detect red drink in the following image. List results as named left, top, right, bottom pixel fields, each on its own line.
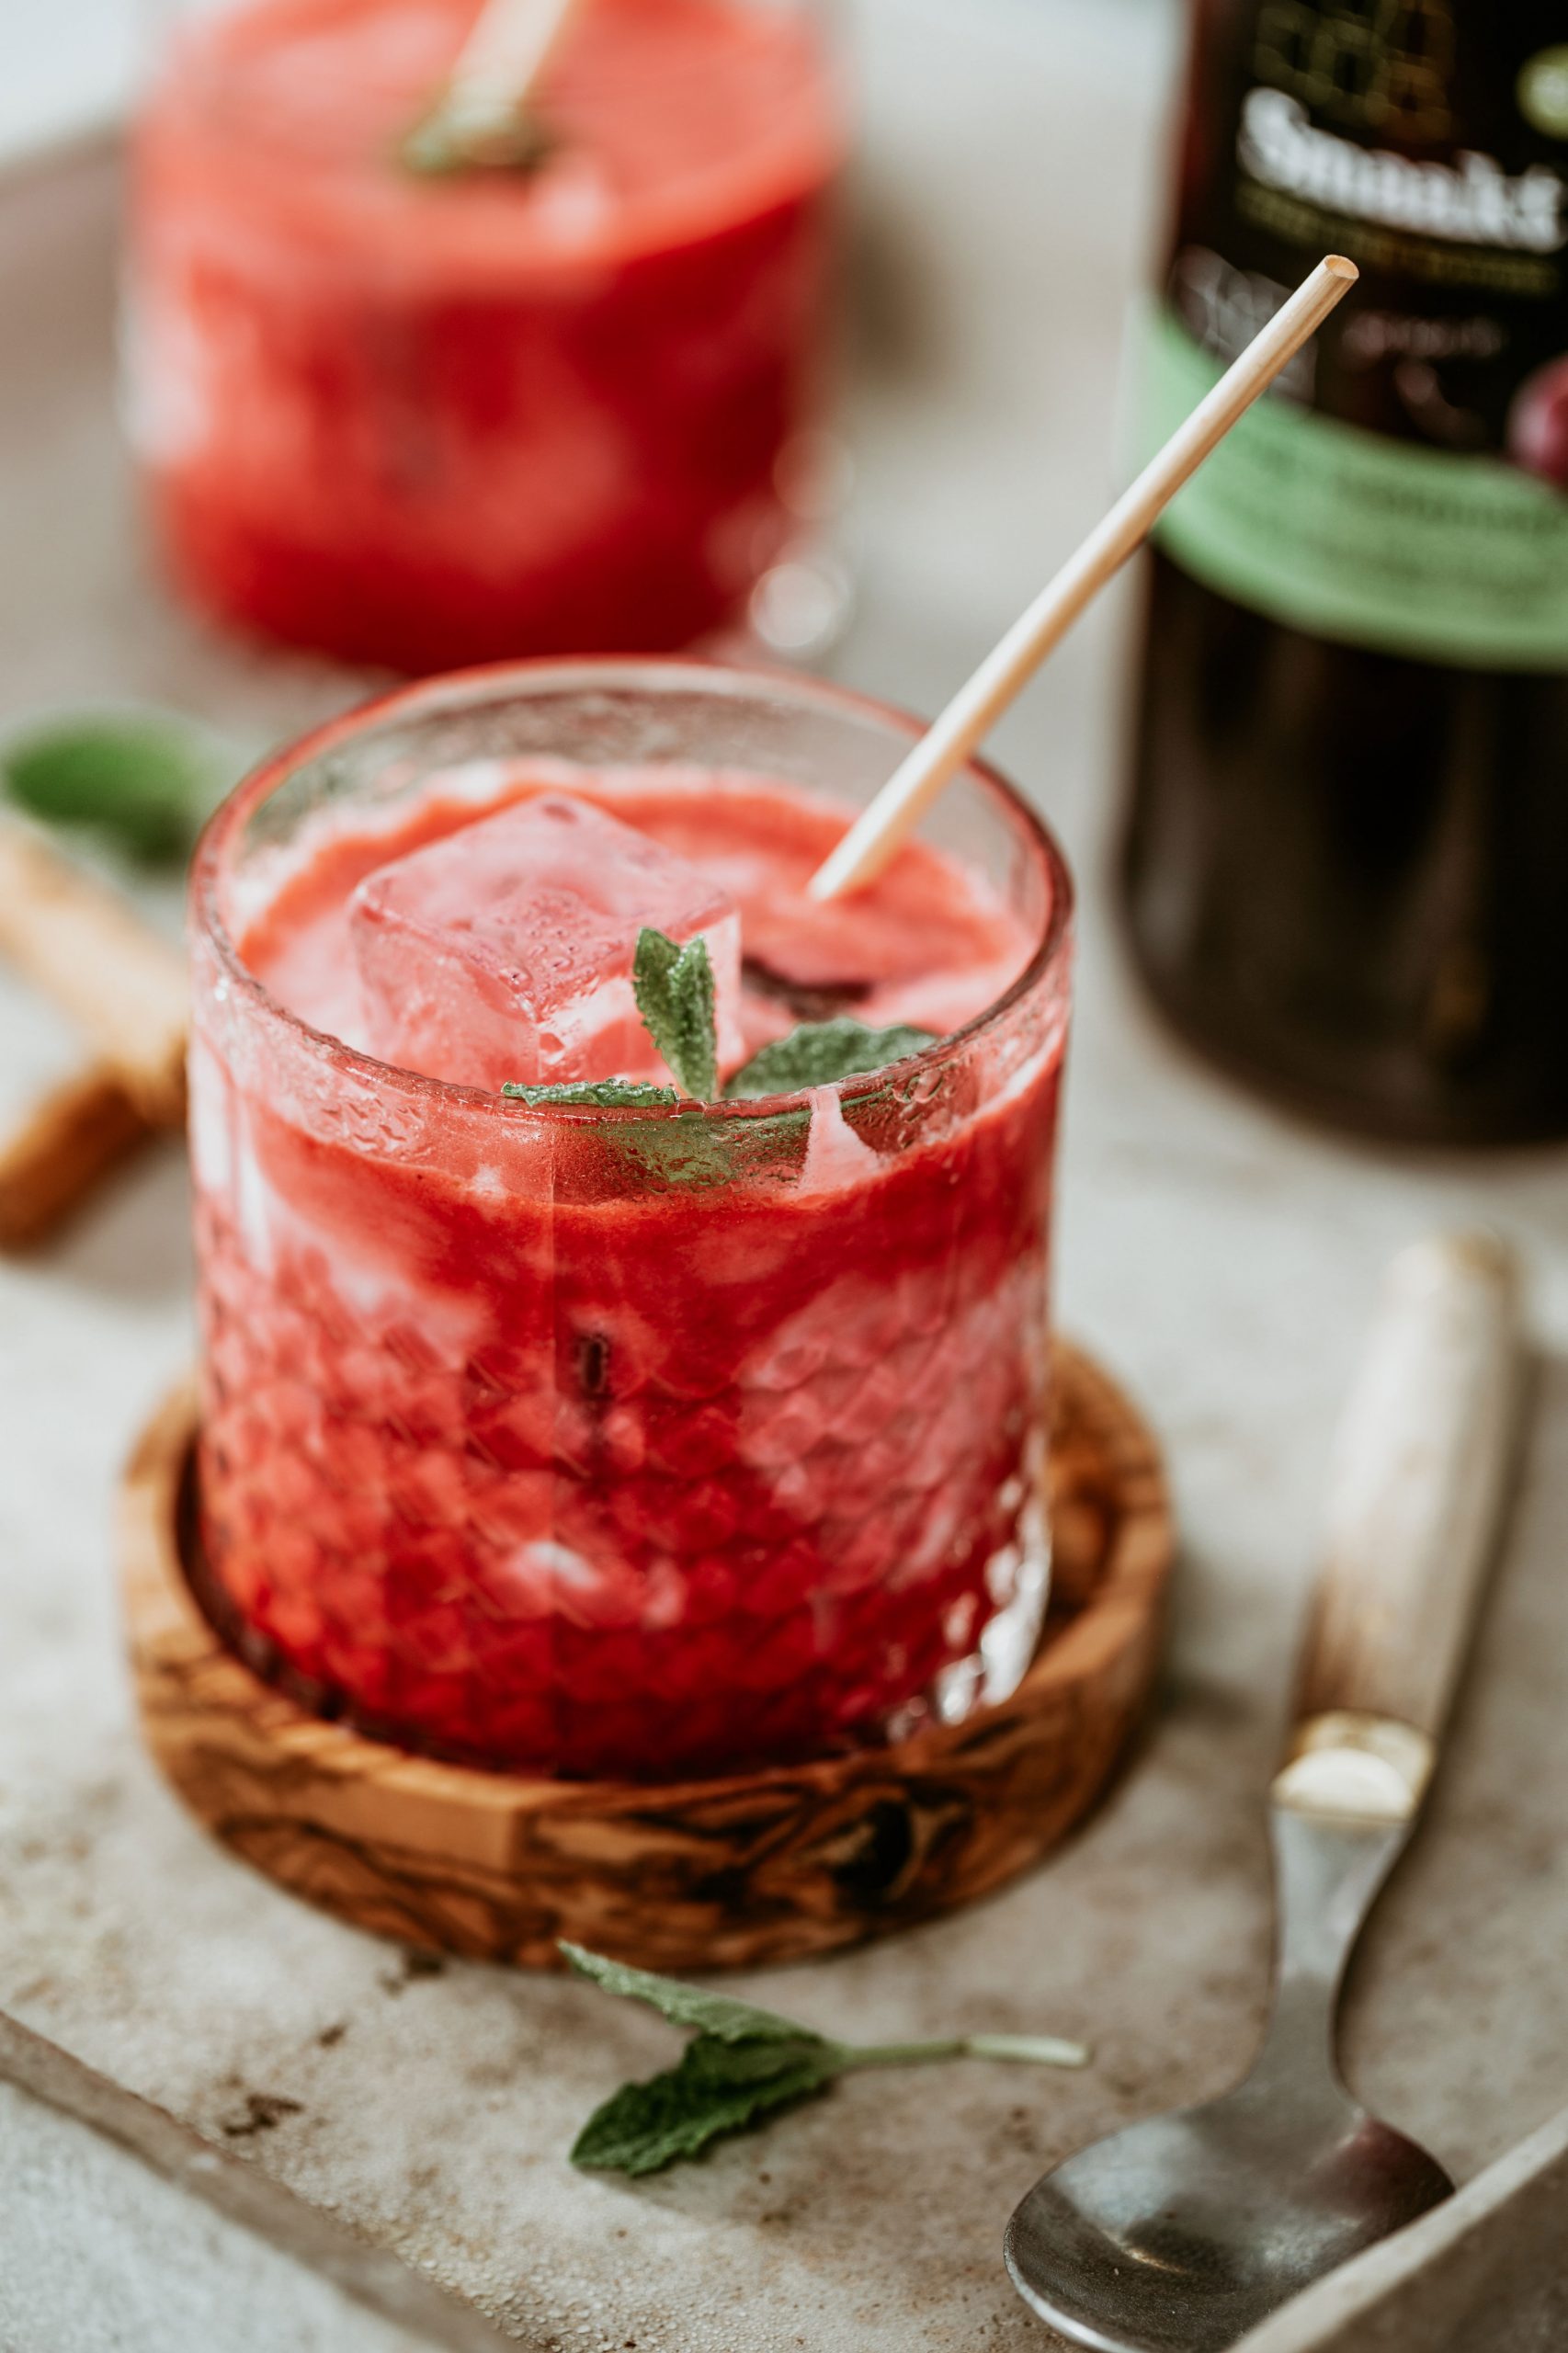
left=189, top=664, right=1072, bottom=1778
left=128, top=0, right=842, bottom=672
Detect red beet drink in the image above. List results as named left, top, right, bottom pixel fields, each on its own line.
left=189, top=663, right=1073, bottom=1779
left=128, top=0, right=843, bottom=672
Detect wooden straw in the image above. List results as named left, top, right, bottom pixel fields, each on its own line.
left=809, top=254, right=1359, bottom=902
left=0, top=818, right=188, bottom=1126
left=0, top=1065, right=153, bottom=1250
left=429, top=0, right=582, bottom=143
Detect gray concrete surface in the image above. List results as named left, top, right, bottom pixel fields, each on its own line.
left=0, top=2075, right=479, bottom=2353
left=2, top=3, right=1566, bottom=2348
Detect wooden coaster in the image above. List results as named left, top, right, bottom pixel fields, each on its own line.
left=119, top=1344, right=1171, bottom=1972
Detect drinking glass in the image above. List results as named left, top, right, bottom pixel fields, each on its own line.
left=188, top=660, right=1074, bottom=1779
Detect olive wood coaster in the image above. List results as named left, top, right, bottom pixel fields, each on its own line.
left=119, top=1343, right=1171, bottom=1972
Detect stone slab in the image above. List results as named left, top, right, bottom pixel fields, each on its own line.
left=2, top=6, right=1567, bottom=2349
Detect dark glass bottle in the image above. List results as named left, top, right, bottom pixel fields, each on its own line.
left=1121, top=0, right=1568, bottom=1143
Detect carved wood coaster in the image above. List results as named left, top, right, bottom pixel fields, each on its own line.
left=119, top=1344, right=1172, bottom=1972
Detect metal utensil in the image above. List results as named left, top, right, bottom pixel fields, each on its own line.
left=1006, top=1230, right=1523, bottom=2353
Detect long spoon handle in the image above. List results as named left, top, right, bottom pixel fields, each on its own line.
left=1275, top=1232, right=1524, bottom=1825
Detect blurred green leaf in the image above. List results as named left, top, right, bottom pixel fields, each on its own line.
left=1, top=711, right=244, bottom=867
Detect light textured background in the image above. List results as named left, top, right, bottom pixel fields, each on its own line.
left=2, top=3, right=1568, bottom=2348
left=1, top=0, right=139, bottom=161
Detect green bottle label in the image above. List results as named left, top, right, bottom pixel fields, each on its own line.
left=1144, top=2, right=1568, bottom=674
left=1142, top=303, right=1568, bottom=670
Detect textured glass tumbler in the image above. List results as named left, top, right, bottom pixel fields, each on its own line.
left=124, top=0, right=847, bottom=673
left=188, top=661, right=1074, bottom=1779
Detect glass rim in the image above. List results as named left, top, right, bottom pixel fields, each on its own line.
left=140, top=0, right=851, bottom=222
left=189, top=654, right=1075, bottom=1122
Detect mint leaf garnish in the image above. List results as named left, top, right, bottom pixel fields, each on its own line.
left=502, top=1080, right=678, bottom=1108
left=499, top=1085, right=796, bottom=1191
left=2, top=710, right=242, bottom=867
left=400, top=98, right=554, bottom=177
left=562, top=1941, right=1088, bottom=2177
left=611, top=1101, right=824, bottom=1192
left=632, top=927, right=718, bottom=1099
left=724, top=1018, right=937, bottom=1100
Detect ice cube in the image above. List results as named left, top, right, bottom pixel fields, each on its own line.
left=350, top=794, right=744, bottom=1091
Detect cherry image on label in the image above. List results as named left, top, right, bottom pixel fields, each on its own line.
left=1508, top=355, right=1568, bottom=489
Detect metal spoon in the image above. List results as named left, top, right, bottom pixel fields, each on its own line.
left=1006, top=1230, right=1523, bottom=2353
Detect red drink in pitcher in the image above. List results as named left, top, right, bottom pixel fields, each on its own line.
left=189, top=665, right=1072, bottom=1779
left=128, top=0, right=843, bottom=671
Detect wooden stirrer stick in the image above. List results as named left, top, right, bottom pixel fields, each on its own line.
left=407, top=0, right=583, bottom=169
left=808, top=254, right=1358, bottom=902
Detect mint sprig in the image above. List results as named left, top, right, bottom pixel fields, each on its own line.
left=632, top=928, right=719, bottom=1099
left=400, top=98, right=554, bottom=177
left=500, top=1082, right=765, bottom=1188
left=2, top=710, right=243, bottom=867
left=503, top=1080, right=678, bottom=1108
left=502, top=932, right=942, bottom=1148
left=562, top=1943, right=1088, bottom=2177
left=724, top=1018, right=937, bottom=1100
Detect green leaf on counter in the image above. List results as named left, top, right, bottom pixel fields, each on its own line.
left=632, top=926, right=719, bottom=1099
left=1, top=710, right=242, bottom=867
left=562, top=1943, right=1090, bottom=2178
left=570, top=2037, right=837, bottom=2177
left=723, top=1018, right=937, bottom=1099
left=562, top=1944, right=819, bottom=2044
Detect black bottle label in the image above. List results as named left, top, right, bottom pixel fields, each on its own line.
left=1139, top=3, right=1568, bottom=668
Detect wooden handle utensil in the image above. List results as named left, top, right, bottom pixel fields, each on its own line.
left=0, top=819, right=187, bottom=1127
left=1275, top=1231, right=1524, bottom=1824
left=0, top=1064, right=153, bottom=1249
left=0, top=817, right=188, bottom=1246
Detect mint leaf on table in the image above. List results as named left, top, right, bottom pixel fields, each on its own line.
left=503, top=1080, right=679, bottom=1108
left=571, top=2039, right=838, bottom=2177
left=562, top=1942, right=1088, bottom=2178
left=724, top=1018, right=937, bottom=1100
left=562, top=1944, right=815, bottom=2042
left=1, top=710, right=241, bottom=867
left=632, top=927, right=718, bottom=1099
